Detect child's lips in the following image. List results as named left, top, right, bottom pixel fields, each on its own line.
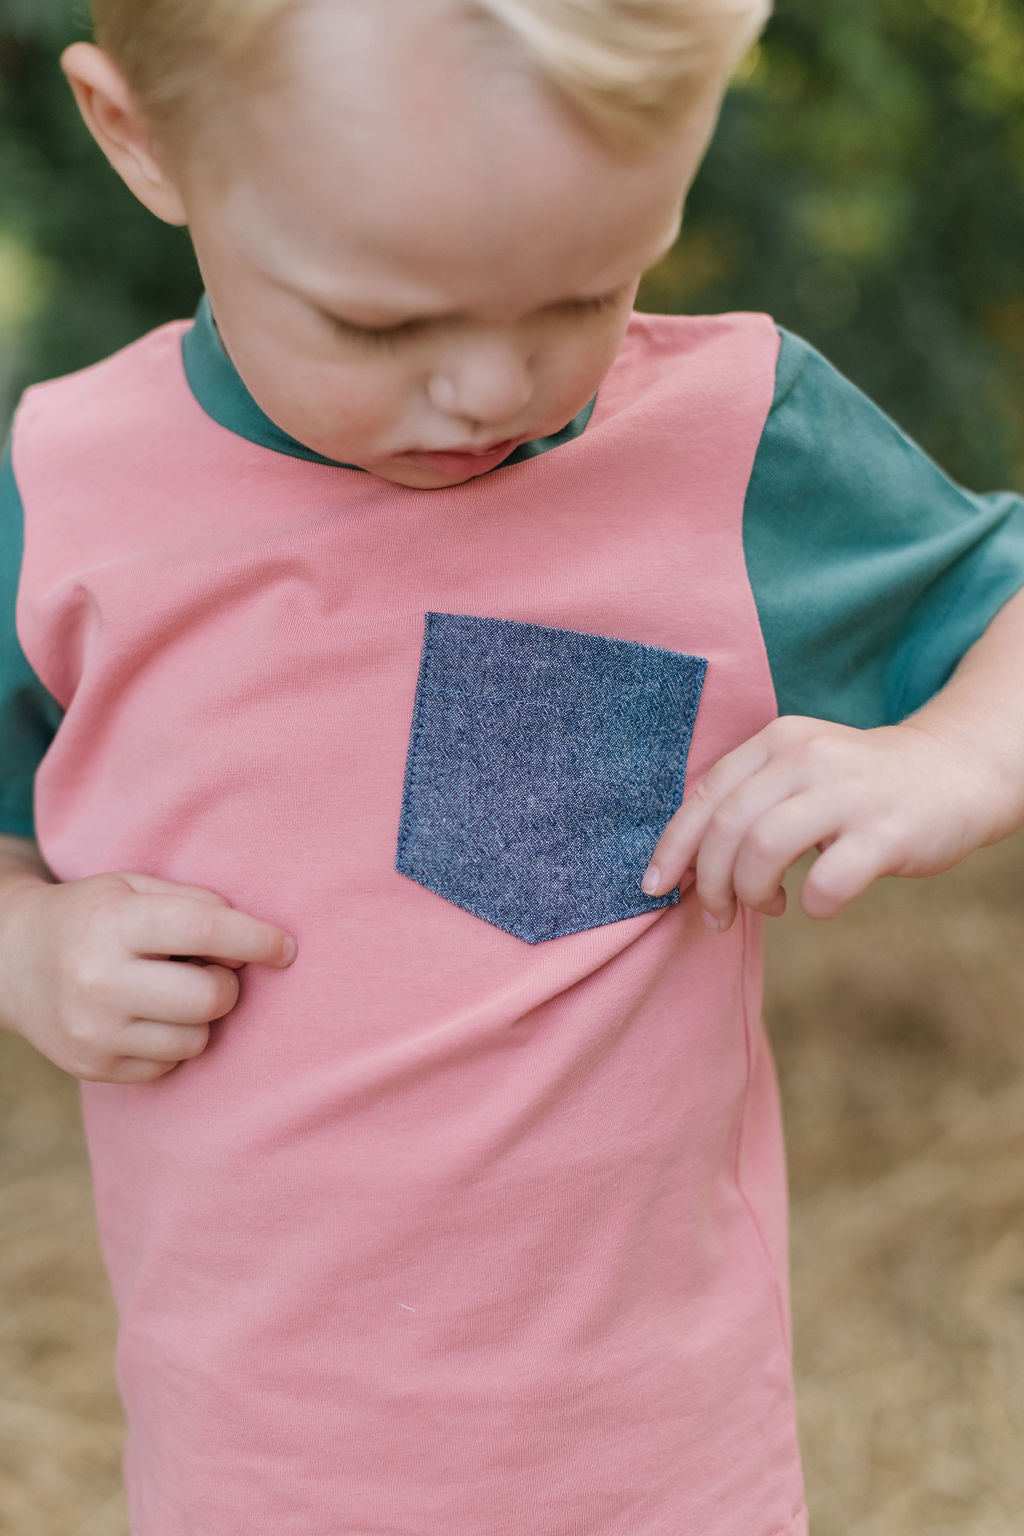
left=398, top=437, right=521, bottom=474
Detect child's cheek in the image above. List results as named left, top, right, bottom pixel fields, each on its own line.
left=554, top=323, right=628, bottom=412
left=276, top=362, right=401, bottom=459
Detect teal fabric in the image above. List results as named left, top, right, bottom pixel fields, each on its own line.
left=744, top=329, right=1024, bottom=728
left=181, top=292, right=599, bottom=470
left=0, top=440, right=64, bottom=838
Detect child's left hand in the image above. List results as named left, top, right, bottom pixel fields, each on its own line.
left=640, top=714, right=1006, bottom=931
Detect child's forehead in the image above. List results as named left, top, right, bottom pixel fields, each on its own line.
left=200, top=0, right=696, bottom=310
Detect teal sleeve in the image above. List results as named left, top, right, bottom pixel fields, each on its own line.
left=0, top=436, right=64, bottom=838
left=743, top=329, right=1024, bottom=728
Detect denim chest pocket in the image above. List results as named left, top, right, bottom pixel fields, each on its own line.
left=395, top=612, right=708, bottom=944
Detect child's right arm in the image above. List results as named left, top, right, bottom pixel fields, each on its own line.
left=0, top=833, right=297, bottom=1084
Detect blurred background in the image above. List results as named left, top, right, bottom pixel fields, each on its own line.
left=1, top=0, right=1023, bottom=1532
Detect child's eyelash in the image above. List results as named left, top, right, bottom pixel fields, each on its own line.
left=326, top=291, right=624, bottom=348
left=564, top=292, right=624, bottom=319
left=330, top=317, right=429, bottom=349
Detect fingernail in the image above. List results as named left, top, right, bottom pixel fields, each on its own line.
left=641, top=865, right=660, bottom=895
left=283, top=937, right=298, bottom=964
left=703, top=910, right=720, bottom=931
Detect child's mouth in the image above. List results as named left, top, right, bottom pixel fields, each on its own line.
left=398, top=438, right=520, bottom=475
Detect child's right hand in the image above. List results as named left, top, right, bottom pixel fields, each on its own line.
left=0, top=870, right=297, bottom=1084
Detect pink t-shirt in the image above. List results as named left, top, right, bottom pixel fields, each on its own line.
left=12, top=309, right=806, bottom=1535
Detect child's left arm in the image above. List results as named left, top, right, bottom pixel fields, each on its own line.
left=643, top=582, right=1024, bottom=931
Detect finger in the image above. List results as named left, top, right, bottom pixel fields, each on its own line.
left=101, top=877, right=245, bottom=967
left=727, top=791, right=850, bottom=923
left=690, top=757, right=810, bottom=925
left=109, top=1058, right=180, bottom=1085
left=122, top=959, right=241, bottom=1025
left=644, top=733, right=776, bottom=893
left=800, top=832, right=889, bottom=920
left=121, top=895, right=298, bottom=969
left=124, top=884, right=243, bottom=965
left=115, top=1020, right=212, bottom=1064
left=116, top=872, right=233, bottom=904
left=762, top=887, right=787, bottom=918
left=167, top=956, right=245, bottom=969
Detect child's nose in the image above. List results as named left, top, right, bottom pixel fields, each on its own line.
left=427, top=340, right=534, bottom=427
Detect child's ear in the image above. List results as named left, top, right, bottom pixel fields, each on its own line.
left=60, top=43, right=188, bottom=227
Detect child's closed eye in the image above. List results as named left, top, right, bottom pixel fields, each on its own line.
left=322, top=290, right=625, bottom=349
left=326, top=314, right=432, bottom=349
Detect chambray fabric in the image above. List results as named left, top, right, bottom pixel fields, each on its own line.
left=395, top=611, right=708, bottom=942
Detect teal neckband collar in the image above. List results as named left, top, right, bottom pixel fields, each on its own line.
left=181, top=292, right=598, bottom=474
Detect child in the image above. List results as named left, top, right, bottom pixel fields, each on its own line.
left=1, top=1, right=1023, bottom=1531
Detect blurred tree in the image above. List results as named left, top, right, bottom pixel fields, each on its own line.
left=0, top=1, right=200, bottom=422
left=1, top=0, right=1022, bottom=485
left=640, top=0, right=1024, bottom=487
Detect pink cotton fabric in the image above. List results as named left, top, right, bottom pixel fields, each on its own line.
left=13, top=310, right=807, bottom=1535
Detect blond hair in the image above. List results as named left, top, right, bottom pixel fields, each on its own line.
left=91, top=0, right=771, bottom=153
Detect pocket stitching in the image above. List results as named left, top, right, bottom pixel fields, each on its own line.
left=666, top=654, right=708, bottom=817
left=394, top=612, right=437, bottom=876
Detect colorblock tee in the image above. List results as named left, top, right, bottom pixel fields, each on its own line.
left=2, top=297, right=1024, bottom=1536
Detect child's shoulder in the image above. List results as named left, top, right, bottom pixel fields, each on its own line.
left=15, top=317, right=194, bottom=449
left=603, top=307, right=781, bottom=426
left=617, top=306, right=780, bottom=383
left=624, top=306, right=777, bottom=347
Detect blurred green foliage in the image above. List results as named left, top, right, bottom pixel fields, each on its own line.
left=1, top=0, right=1022, bottom=486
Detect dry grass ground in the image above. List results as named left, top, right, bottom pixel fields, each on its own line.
left=2, top=834, right=1023, bottom=1535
